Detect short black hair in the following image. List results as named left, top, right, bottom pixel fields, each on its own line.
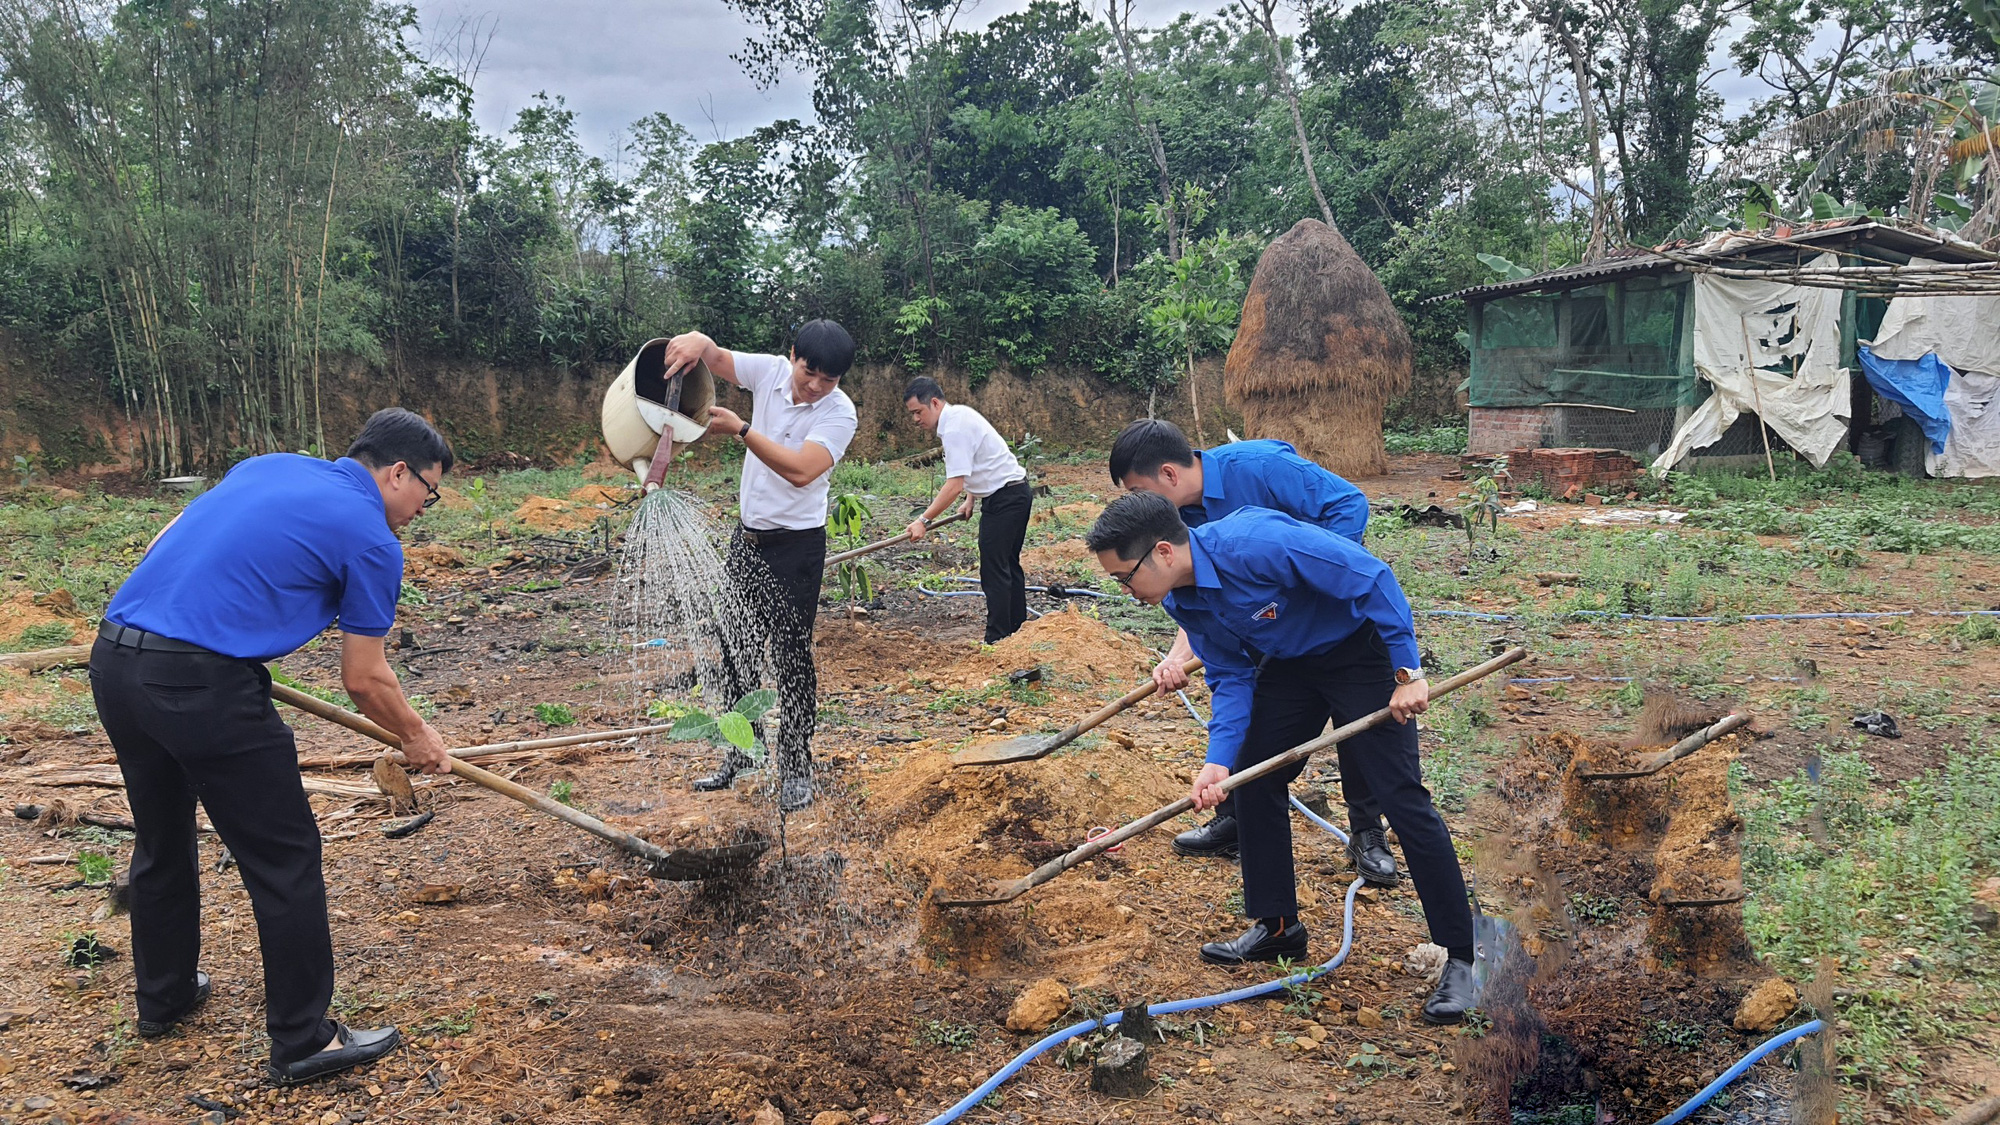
left=903, top=376, right=944, bottom=405
left=346, top=408, right=454, bottom=475
left=1108, top=419, right=1195, bottom=484
left=1084, top=490, right=1188, bottom=561
left=794, top=319, right=856, bottom=378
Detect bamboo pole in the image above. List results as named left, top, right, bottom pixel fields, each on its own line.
left=1739, top=315, right=1779, bottom=483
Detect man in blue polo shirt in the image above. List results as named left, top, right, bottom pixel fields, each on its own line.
left=1107, top=419, right=1394, bottom=883
left=1084, top=492, right=1477, bottom=1023
left=91, top=408, right=453, bottom=1085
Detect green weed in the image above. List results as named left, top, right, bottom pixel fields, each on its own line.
left=533, top=702, right=576, bottom=726
left=913, top=1019, right=979, bottom=1051
left=548, top=779, right=576, bottom=806
left=76, top=850, right=115, bottom=886
left=1567, top=892, right=1621, bottom=926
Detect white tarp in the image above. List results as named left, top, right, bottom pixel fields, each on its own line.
left=1653, top=253, right=1851, bottom=471
left=1867, top=269, right=2000, bottom=478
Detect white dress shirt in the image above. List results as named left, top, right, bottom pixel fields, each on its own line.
left=731, top=351, right=858, bottom=531
left=936, top=404, right=1025, bottom=498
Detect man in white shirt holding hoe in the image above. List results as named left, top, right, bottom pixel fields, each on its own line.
left=663, top=319, right=859, bottom=812
left=903, top=376, right=1033, bottom=643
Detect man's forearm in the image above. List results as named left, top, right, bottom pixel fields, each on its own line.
left=921, top=478, right=967, bottom=523
left=345, top=673, right=429, bottom=744
left=742, top=431, right=832, bottom=487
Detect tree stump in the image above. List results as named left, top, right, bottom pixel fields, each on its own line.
left=1118, top=1003, right=1157, bottom=1043
left=1089, top=1035, right=1150, bottom=1098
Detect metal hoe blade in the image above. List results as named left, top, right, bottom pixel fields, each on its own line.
left=950, top=658, right=1205, bottom=768
left=648, top=839, right=770, bottom=881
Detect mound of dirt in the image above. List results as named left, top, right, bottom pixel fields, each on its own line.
left=513, top=495, right=601, bottom=532
left=1020, top=539, right=1093, bottom=577
left=569, top=483, right=632, bottom=507
left=1, top=589, right=88, bottom=649
left=917, top=607, right=1154, bottom=691
left=863, top=736, right=1185, bottom=982
left=1028, top=500, right=1103, bottom=530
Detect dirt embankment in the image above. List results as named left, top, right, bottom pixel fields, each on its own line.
left=0, top=323, right=1240, bottom=472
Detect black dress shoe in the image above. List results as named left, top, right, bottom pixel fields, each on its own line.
left=265, top=1023, right=402, bottom=1086
left=1200, top=919, right=1309, bottom=965
left=778, top=776, right=813, bottom=813
left=692, top=754, right=751, bottom=792
left=1422, top=959, right=1478, bottom=1024
left=1173, top=814, right=1239, bottom=859
left=137, top=971, right=212, bottom=1038
left=1346, top=825, right=1401, bottom=886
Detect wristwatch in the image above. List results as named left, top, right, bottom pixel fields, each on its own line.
left=1395, top=667, right=1425, bottom=685
left=738, top=420, right=751, bottom=438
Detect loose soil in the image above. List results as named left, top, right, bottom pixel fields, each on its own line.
left=2, top=455, right=1996, bottom=1125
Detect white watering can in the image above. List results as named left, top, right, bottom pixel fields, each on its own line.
left=601, top=338, right=717, bottom=489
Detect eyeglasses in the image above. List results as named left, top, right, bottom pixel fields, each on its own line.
left=1111, top=552, right=1150, bottom=590
left=415, top=469, right=442, bottom=509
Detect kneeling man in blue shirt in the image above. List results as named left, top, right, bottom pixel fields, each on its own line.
left=91, top=409, right=455, bottom=1083
left=1085, top=491, right=1477, bottom=1022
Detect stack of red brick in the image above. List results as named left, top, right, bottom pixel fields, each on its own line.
left=1506, top=447, right=1641, bottom=496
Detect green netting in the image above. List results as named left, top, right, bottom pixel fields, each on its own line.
left=1478, top=295, right=1558, bottom=348
left=1469, top=278, right=1699, bottom=410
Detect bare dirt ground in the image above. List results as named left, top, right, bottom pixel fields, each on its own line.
left=3, top=455, right=1998, bottom=1125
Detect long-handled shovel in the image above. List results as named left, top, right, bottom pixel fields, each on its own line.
left=1576, top=712, right=1750, bottom=781
left=824, top=508, right=969, bottom=568
left=952, top=659, right=1206, bottom=767
left=933, top=647, right=1528, bottom=908
left=269, top=682, right=766, bottom=880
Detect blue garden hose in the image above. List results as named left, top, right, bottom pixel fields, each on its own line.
left=923, top=877, right=1364, bottom=1125
left=1651, top=1019, right=1826, bottom=1125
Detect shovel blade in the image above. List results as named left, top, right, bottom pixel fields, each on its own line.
left=950, top=733, right=1059, bottom=767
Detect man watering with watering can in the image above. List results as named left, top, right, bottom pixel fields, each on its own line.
left=89, top=409, right=454, bottom=1084
left=1107, top=419, right=1398, bottom=886
left=1084, top=491, right=1478, bottom=1023
left=663, top=320, right=859, bottom=813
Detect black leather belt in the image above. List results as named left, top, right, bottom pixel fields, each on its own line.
left=738, top=524, right=824, bottom=546
left=98, top=621, right=215, bottom=655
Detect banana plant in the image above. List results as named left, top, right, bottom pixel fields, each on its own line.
left=829, top=492, right=877, bottom=602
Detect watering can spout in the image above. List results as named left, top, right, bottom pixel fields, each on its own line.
left=600, top=338, right=717, bottom=486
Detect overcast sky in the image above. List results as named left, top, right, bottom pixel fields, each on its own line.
left=412, top=0, right=1767, bottom=160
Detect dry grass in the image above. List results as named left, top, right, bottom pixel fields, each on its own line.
left=1224, top=219, right=1412, bottom=477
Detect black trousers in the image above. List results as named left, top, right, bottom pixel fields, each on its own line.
left=719, top=525, right=825, bottom=781
left=1232, top=625, right=1474, bottom=951
left=88, top=638, right=338, bottom=1065
left=977, top=480, right=1033, bottom=643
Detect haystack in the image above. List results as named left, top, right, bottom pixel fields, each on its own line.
left=1224, top=219, right=1412, bottom=477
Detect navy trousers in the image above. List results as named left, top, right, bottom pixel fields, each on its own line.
left=89, top=638, right=338, bottom=1065
left=1232, top=625, right=1474, bottom=951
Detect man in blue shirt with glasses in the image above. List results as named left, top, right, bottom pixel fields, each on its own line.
left=1107, top=419, right=1395, bottom=886
left=1085, top=491, right=1477, bottom=1023
left=91, top=409, right=454, bottom=1084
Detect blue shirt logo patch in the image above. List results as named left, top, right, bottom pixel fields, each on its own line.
left=1253, top=602, right=1279, bottom=621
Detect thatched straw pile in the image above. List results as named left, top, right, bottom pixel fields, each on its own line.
left=1224, top=219, right=1412, bottom=477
